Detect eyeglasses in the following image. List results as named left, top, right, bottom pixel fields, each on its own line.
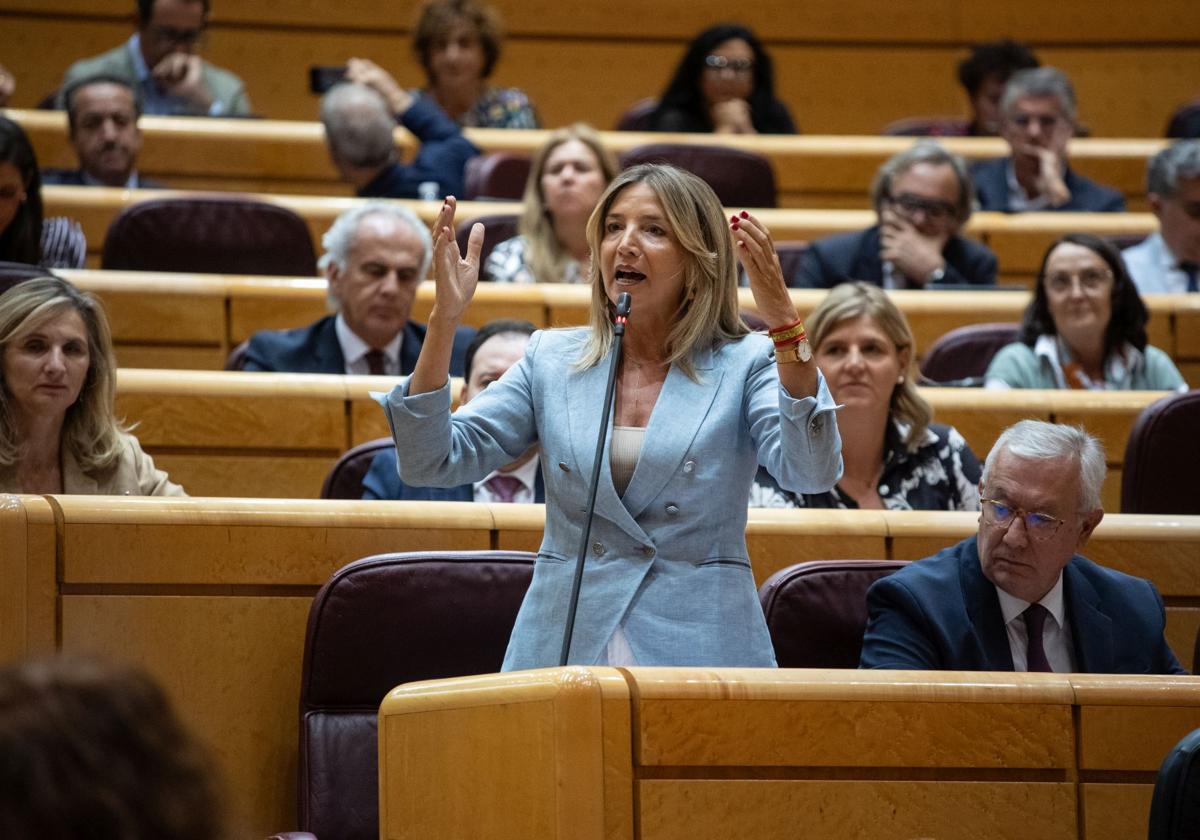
left=888, top=193, right=958, bottom=223
left=704, top=55, right=754, bottom=74
left=149, top=24, right=207, bottom=47
left=980, top=498, right=1066, bottom=542
left=1044, top=268, right=1113, bottom=294
left=1010, top=113, right=1064, bottom=131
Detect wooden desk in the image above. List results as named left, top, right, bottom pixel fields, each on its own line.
left=16, top=110, right=1164, bottom=209
left=379, top=667, right=1200, bottom=840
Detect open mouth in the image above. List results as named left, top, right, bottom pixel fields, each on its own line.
left=614, top=268, right=646, bottom=285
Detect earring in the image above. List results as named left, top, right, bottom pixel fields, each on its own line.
left=897, top=375, right=905, bottom=384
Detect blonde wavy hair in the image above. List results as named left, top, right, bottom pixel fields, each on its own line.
left=577, top=164, right=748, bottom=379
left=0, top=276, right=127, bottom=472
left=806, top=282, right=932, bottom=451
left=518, top=123, right=619, bottom=284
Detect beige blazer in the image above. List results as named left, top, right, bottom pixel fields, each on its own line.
left=0, top=434, right=185, bottom=496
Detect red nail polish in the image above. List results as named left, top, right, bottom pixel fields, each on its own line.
left=739, top=210, right=749, bottom=219
left=731, top=222, right=740, bottom=230
left=730, top=215, right=738, bottom=223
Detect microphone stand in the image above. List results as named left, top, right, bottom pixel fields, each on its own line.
left=559, top=292, right=631, bottom=667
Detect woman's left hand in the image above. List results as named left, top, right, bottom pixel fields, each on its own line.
left=731, top=211, right=797, bottom=329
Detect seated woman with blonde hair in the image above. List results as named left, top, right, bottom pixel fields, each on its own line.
left=0, top=276, right=184, bottom=495
left=484, top=123, right=619, bottom=284
left=753, top=281, right=981, bottom=510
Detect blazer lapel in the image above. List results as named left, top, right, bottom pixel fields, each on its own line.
left=620, top=346, right=721, bottom=521
left=1064, top=560, right=1113, bottom=673
left=61, top=450, right=100, bottom=494
left=564, top=349, right=646, bottom=543
left=959, top=540, right=1015, bottom=670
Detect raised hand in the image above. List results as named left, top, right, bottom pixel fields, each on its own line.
left=879, top=207, right=947, bottom=284
left=151, top=53, right=213, bottom=111
left=345, top=57, right=413, bottom=115
left=710, top=99, right=755, bottom=135
left=429, top=196, right=484, bottom=326
left=730, top=210, right=796, bottom=328
left=1032, top=147, right=1072, bottom=207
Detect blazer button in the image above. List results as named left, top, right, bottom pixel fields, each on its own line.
left=559, top=461, right=571, bottom=472
left=683, top=460, right=695, bottom=474
left=592, top=541, right=604, bottom=555
left=641, top=545, right=656, bottom=558
left=665, top=503, right=679, bottom=516
left=810, top=416, right=824, bottom=433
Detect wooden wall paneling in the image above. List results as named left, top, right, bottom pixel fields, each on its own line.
left=1079, top=784, right=1155, bottom=840
left=149, top=453, right=334, bottom=499
left=922, top=387, right=1051, bottom=461
left=746, top=509, right=890, bottom=586
left=0, top=495, right=58, bottom=662
left=978, top=212, right=1158, bottom=277
left=490, top=503, right=548, bottom=553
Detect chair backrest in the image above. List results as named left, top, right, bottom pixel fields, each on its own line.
left=1121, top=389, right=1200, bottom=515
left=321, top=437, right=395, bottom=499
left=919, top=322, right=1021, bottom=386
left=758, top=559, right=907, bottom=668
left=0, top=261, right=51, bottom=296
left=776, top=241, right=809, bottom=288
left=463, top=152, right=532, bottom=201
left=455, top=213, right=519, bottom=271
left=101, top=196, right=317, bottom=276
left=881, top=116, right=972, bottom=137
left=1147, top=726, right=1200, bottom=839
left=618, top=142, right=778, bottom=208
left=1166, top=99, right=1200, bottom=139
left=297, top=550, right=535, bottom=840
left=615, top=97, right=659, bottom=131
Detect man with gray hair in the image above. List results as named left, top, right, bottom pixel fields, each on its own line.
left=243, top=202, right=474, bottom=375
left=971, top=67, right=1125, bottom=212
left=797, top=140, right=997, bottom=288
left=860, top=420, right=1184, bottom=673
left=1123, top=140, right=1200, bottom=294
left=322, top=58, right=477, bottom=199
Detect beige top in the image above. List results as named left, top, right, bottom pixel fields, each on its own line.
left=610, top=425, right=645, bottom=497
left=0, top=432, right=186, bottom=496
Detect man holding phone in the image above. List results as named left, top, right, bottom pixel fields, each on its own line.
left=59, top=0, right=251, bottom=117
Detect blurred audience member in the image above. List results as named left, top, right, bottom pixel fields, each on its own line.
left=648, top=24, right=796, bottom=135
left=956, top=39, right=1040, bottom=136
left=986, top=233, right=1186, bottom=391
left=1123, top=140, right=1200, bottom=294
left=0, top=63, right=14, bottom=107
left=42, top=76, right=159, bottom=189
left=0, top=654, right=227, bottom=840
left=243, top=203, right=473, bottom=375
left=972, top=67, right=1125, bottom=212
left=411, top=0, right=539, bottom=129
left=0, top=276, right=184, bottom=494
left=363, top=318, right=541, bottom=500
left=321, top=58, right=478, bottom=199
left=484, top=124, right=618, bottom=283
left=0, top=117, right=86, bottom=269
left=1166, top=97, right=1200, bottom=139
left=753, top=282, right=981, bottom=511
left=797, top=141, right=997, bottom=289
left=59, top=0, right=251, bottom=117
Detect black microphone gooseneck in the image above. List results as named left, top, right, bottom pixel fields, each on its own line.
left=559, top=292, right=632, bottom=667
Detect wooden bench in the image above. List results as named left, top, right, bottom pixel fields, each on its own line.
left=15, top=109, right=1166, bottom=209
left=2, top=496, right=1196, bottom=837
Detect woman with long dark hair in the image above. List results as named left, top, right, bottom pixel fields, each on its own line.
left=0, top=117, right=86, bottom=269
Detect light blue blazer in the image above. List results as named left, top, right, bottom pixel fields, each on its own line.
left=382, top=328, right=842, bottom=670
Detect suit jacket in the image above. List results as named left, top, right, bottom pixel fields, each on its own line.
left=0, top=433, right=185, bottom=496
left=362, top=448, right=546, bottom=501
left=60, top=43, right=252, bottom=117
left=242, top=315, right=473, bottom=376
left=859, top=535, right=1185, bottom=674
left=795, top=224, right=998, bottom=289
left=383, top=328, right=843, bottom=670
left=357, top=97, right=478, bottom=199
left=970, top=157, right=1126, bottom=212
left=41, top=168, right=162, bottom=189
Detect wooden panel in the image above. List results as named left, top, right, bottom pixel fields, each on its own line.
left=979, top=213, right=1158, bottom=276
left=146, top=453, right=333, bottom=499
left=1080, top=784, right=1155, bottom=840
left=638, top=779, right=1077, bottom=840
left=923, top=388, right=1050, bottom=459
left=746, top=509, right=890, bottom=586
left=0, top=495, right=58, bottom=662
left=1077, top=705, right=1200, bottom=771
left=113, top=345, right=227, bottom=370
left=1165, top=608, right=1200, bottom=673
left=60, top=593, right=312, bottom=840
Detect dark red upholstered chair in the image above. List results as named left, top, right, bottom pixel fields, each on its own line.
left=1121, top=389, right=1200, bottom=515
left=919, top=322, right=1020, bottom=386
left=619, top=143, right=778, bottom=208
left=615, top=97, right=659, bottom=131
left=101, top=196, right=317, bottom=276
left=463, top=152, right=531, bottom=200
left=1166, top=99, right=1200, bottom=138
left=881, top=116, right=971, bottom=137
left=283, top=550, right=535, bottom=840
left=759, top=559, right=907, bottom=668
left=321, top=438, right=394, bottom=499
left=454, top=213, right=519, bottom=272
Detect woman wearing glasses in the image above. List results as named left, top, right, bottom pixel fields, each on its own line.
left=985, top=233, right=1187, bottom=390
left=647, top=24, right=797, bottom=136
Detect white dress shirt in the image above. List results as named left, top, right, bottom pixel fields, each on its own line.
left=1123, top=232, right=1194, bottom=294
left=335, top=315, right=403, bottom=376
left=472, top=454, right=540, bottom=504
left=996, top=575, right=1077, bottom=672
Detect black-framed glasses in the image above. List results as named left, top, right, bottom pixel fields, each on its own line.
left=704, top=55, right=754, bottom=74
left=1044, top=268, right=1113, bottom=294
left=980, top=498, right=1066, bottom=542
left=889, top=193, right=958, bottom=223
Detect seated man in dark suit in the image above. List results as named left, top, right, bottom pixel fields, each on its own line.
left=42, top=76, right=160, bottom=189
left=363, top=318, right=542, bottom=501
left=321, top=58, right=478, bottom=200
left=971, top=67, right=1125, bottom=213
left=796, top=141, right=997, bottom=289
left=243, top=202, right=473, bottom=375
left=860, top=420, right=1185, bottom=674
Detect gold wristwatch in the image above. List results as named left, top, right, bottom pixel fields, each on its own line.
left=774, top=338, right=813, bottom=364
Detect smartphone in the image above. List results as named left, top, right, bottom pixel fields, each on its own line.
left=309, top=65, right=347, bottom=94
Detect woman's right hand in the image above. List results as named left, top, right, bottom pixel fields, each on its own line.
left=710, top=99, right=755, bottom=135
left=429, top=197, right=484, bottom=326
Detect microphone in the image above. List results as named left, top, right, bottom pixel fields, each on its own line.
left=559, top=292, right=631, bottom=667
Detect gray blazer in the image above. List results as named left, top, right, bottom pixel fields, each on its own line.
left=383, top=328, right=842, bottom=670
